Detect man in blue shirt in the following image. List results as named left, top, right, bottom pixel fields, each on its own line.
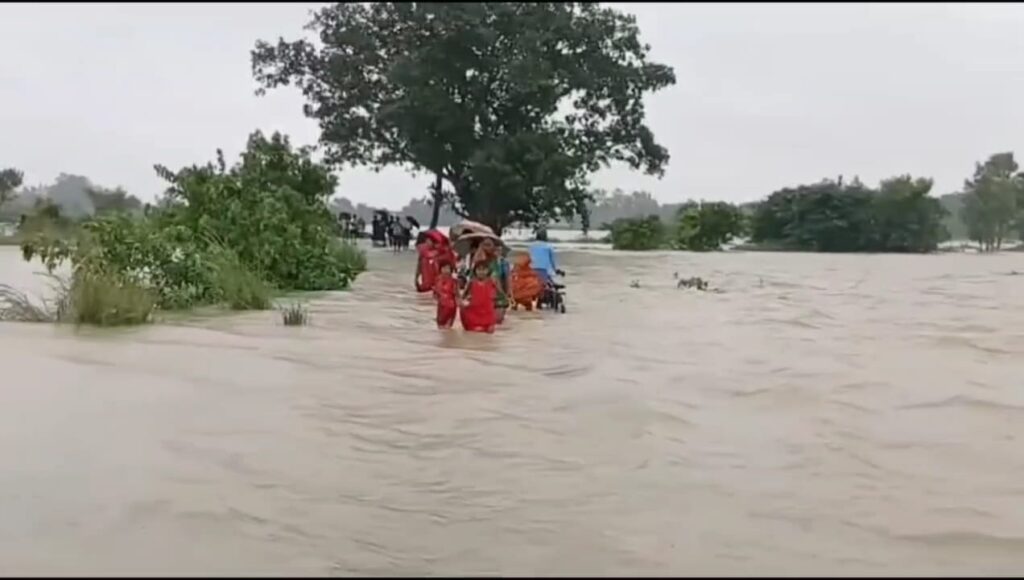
left=528, top=227, right=559, bottom=284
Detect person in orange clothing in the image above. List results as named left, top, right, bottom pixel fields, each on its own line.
left=433, top=260, right=459, bottom=329
left=459, top=259, right=498, bottom=333
left=509, top=252, right=544, bottom=311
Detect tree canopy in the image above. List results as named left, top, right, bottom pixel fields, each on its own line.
left=0, top=168, right=23, bottom=209
left=749, top=176, right=948, bottom=253
left=958, top=152, right=1023, bottom=251
left=252, top=2, right=674, bottom=233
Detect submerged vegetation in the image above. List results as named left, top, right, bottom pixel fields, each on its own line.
left=279, top=303, right=310, bottom=327
left=608, top=201, right=746, bottom=252
left=4, top=131, right=365, bottom=326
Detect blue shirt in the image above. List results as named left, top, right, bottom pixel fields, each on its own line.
left=528, top=241, right=557, bottom=276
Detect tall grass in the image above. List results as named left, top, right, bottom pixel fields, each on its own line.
left=206, top=242, right=273, bottom=311
left=332, top=239, right=367, bottom=275
left=69, top=271, right=156, bottom=326
left=0, top=283, right=59, bottom=322
left=0, top=271, right=154, bottom=326
left=280, top=303, right=309, bottom=326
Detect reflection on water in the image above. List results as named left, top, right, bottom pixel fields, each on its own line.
left=1, top=245, right=1024, bottom=575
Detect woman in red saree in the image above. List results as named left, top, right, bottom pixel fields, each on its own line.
left=415, top=230, right=455, bottom=293
left=414, top=238, right=436, bottom=293
left=459, top=260, right=498, bottom=333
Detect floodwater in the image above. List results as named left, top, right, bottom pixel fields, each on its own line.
left=2, top=245, right=1024, bottom=576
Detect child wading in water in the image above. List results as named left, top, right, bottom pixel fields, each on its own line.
left=460, top=260, right=498, bottom=333
left=433, top=260, right=459, bottom=329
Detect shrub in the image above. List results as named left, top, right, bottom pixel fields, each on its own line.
left=608, top=215, right=666, bottom=250
left=17, top=130, right=368, bottom=326
left=673, top=201, right=746, bottom=251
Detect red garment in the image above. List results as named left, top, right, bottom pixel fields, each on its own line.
left=439, top=246, right=457, bottom=268
left=460, top=278, right=497, bottom=333
left=434, top=275, right=459, bottom=328
left=416, top=243, right=439, bottom=293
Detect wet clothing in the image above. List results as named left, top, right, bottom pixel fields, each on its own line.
left=434, top=274, right=459, bottom=328
left=510, top=254, right=544, bottom=309
left=460, top=278, right=498, bottom=333
left=415, top=243, right=438, bottom=293
left=528, top=240, right=558, bottom=278
left=489, top=257, right=510, bottom=311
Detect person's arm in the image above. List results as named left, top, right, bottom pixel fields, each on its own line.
left=547, top=245, right=558, bottom=272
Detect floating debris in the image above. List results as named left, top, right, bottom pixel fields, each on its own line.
left=629, top=280, right=641, bottom=289
left=677, top=276, right=709, bottom=291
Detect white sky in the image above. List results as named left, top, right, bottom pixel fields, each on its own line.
left=2, top=2, right=1024, bottom=208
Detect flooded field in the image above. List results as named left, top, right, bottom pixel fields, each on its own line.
left=1, top=245, right=1023, bottom=575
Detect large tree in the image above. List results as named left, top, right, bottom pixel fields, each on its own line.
left=252, top=2, right=674, bottom=233
left=959, top=152, right=1021, bottom=251
left=870, top=175, right=948, bottom=252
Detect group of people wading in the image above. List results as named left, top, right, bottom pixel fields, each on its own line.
left=414, top=224, right=559, bottom=333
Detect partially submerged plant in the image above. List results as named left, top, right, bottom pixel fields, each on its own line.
left=280, top=303, right=309, bottom=326
left=0, top=283, right=57, bottom=322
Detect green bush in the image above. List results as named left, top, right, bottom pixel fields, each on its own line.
left=608, top=215, right=667, bottom=250
left=673, top=201, right=746, bottom=251
left=17, top=130, right=367, bottom=326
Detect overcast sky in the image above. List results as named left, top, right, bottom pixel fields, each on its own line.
left=2, top=2, right=1023, bottom=208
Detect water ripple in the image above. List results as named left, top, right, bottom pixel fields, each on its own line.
left=2, top=246, right=1024, bottom=575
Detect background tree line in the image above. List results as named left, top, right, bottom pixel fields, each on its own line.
left=606, top=151, right=1024, bottom=253
left=0, top=172, right=144, bottom=226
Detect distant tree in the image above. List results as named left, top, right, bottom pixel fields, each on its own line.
left=673, top=201, right=745, bottom=251
left=750, top=176, right=947, bottom=253
left=46, top=173, right=96, bottom=218
left=959, top=153, right=1021, bottom=251
left=252, top=2, right=674, bottom=234
left=0, top=167, right=23, bottom=211
left=607, top=214, right=666, bottom=250
left=86, top=186, right=144, bottom=215
left=870, top=176, right=948, bottom=252
left=750, top=179, right=874, bottom=252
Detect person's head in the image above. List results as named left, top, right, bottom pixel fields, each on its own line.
left=514, top=252, right=531, bottom=269
left=535, top=227, right=548, bottom=242
left=473, top=261, right=490, bottom=280
left=439, top=261, right=453, bottom=276
left=480, top=237, right=496, bottom=253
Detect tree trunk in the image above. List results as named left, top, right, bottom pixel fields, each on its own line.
left=429, top=171, right=443, bottom=229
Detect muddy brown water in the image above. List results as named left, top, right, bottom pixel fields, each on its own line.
left=1, top=245, right=1024, bottom=576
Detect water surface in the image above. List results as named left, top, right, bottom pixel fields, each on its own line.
left=1, top=246, right=1023, bottom=576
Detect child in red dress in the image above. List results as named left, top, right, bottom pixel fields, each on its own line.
left=459, top=260, right=498, bottom=333
left=433, top=260, right=459, bottom=329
